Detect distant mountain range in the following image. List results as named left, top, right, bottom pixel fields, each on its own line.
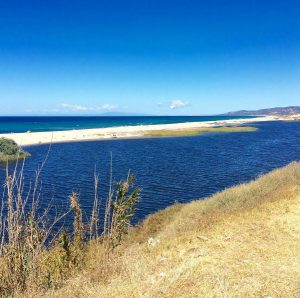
left=99, top=112, right=153, bottom=117
left=222, top=106, right=300, bottom=116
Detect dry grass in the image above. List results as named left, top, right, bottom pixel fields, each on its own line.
left=46, top=162, right=300, bottom=298
left=143, top=126, right=258, bottom=137
left=0, top=159, right=140, bottom=297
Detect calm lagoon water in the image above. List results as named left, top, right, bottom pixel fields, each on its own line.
left=0, top=121, right=299, bottom=227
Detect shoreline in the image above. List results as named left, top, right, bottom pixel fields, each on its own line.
left=0, top=115, right=295, bottom=146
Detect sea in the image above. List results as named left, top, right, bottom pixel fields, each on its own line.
left=0, top=117, right=299, bottom=231
left=0, top=115, right=256, bottom=133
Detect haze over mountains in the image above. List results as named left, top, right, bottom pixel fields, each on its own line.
left=222, top=106, right=300, bottom=116
left=102, top=106, right=300, bottom=117
left=99, top=112, right=152, bottom=117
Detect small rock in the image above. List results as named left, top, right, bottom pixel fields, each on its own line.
left=159, top=256, right=167, bottom=262
left=197, top=235, right=209, bottom=241
left=224, top=236, right=231, bottom=241
left=148, top=237, right=160, bottom=247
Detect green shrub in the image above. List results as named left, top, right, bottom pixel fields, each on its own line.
left=0, top=138, right=29, bottom=162
left=0, top=138, right=20, bottom=155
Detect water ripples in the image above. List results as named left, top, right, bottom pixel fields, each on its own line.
left=0, top=121, right=299, bottom=227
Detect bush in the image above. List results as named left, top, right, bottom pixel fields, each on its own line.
left=0, top=138, right=20, bottom=155
left=0, top=138, right=29, bottom=162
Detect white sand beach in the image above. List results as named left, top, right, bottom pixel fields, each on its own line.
left=0, top=115, right=296, bottom=146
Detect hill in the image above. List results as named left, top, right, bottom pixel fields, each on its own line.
left=47, top=162, right=300, bottom=297
left=222, top=106, right=300, bottom=116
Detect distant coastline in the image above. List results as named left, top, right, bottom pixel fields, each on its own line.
left=222, top=106, right=300, bottom=116
left=0, top=115, right=295, bottom=146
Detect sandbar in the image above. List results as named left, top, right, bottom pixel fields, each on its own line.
left=0, top=115, right=297, bottom=146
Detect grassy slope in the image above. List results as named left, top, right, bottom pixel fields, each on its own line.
left=143, top=126, right=257, bottom=137
left=48, top=162, right=300, bottom=298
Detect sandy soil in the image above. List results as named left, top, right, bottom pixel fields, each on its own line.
left=0, top=115, right=296, bottom=146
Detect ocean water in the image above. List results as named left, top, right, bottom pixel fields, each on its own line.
left=0, top=121, right=299, bottom=230
left=0, top=115, right=256, bottom=133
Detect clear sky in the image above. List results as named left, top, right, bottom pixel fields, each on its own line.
left=0, top=0, right=299, bottom=115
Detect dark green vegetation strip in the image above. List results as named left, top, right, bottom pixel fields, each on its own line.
left=144, top=126, right=258, bottom=137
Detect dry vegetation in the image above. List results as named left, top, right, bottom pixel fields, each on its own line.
left=46, top=162, right=299, bottom=298
left=0, top=161, right=140, bottom=297
left=0, top=161, right=299, bottom=297
left=143, top=126, right=257, bottom=137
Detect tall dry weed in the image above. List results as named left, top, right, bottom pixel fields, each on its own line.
left=0, top=153, right=140, bottom=296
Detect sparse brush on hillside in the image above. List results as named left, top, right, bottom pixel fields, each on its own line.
left=48, top=162, right=300, bottom=298
left=0, top=137, right=30, bottom=163
left=0, top=157, right=140, bottom=297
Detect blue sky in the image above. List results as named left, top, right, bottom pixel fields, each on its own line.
left=0, top=0, right=299, bottom=115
